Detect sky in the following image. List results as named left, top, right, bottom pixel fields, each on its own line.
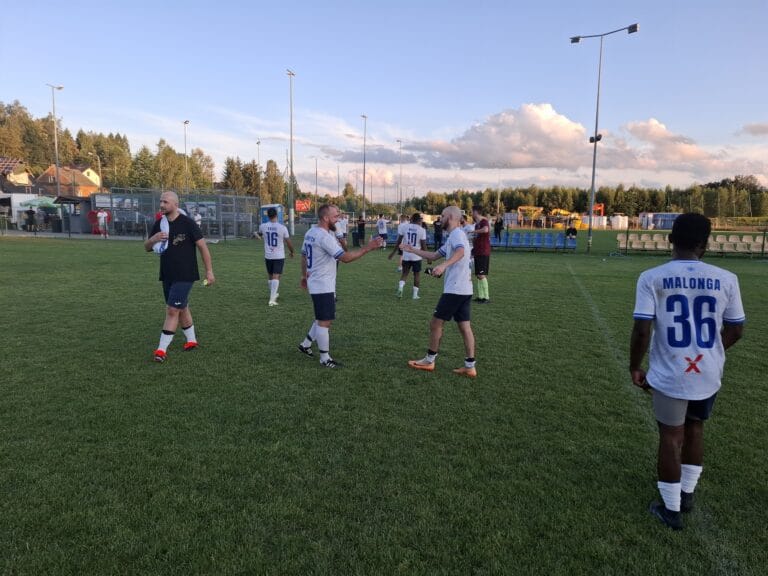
left=2, top=0, right=767, bottom=201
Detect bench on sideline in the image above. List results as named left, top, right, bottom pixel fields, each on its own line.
left=616, top=232, right=767, bottom=257
left=385, top=230, right=577, bottom=251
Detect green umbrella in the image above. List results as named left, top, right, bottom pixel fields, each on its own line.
left=20, top=197, right=58, bottom=208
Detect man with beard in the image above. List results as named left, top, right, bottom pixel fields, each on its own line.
left=297, top=204, right=383, bottom=368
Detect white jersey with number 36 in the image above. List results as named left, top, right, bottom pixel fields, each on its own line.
left=633, top=259, right=745, bottom=400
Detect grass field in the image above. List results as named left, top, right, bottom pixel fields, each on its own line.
left=1, top=231, right=766, bottom=575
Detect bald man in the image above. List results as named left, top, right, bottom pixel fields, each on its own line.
left=144, top=191, right=215, bottom=362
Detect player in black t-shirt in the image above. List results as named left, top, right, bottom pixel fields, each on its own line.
left=144, top=191, right=215, bottom=362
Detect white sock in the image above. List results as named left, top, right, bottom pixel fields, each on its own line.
left=182, top=325, right=196, bottom=343
left=268, top=279, right=277, bottom=299
left=681, top=464, right=703, bottom=494
left=316, top=326, right=330, bottom=362
left=657, top=481, right=682, bottom=512
left=398, top=280, right=405, bottom=291
left=413, top=286, right=419, bottom=297
left=301, top=322, right=317, bottom=348
left=424, top=350, right=437, bottom=364
left=464, top=357, right=476, bottom=368
left=158, top=331, right=174, bottom=352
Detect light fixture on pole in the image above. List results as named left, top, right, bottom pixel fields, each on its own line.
left=361, top=114, right=367, bottom=218
left=570, top=22, right=638, bottom=254
left=183, top=120, right=190, bottom=194
left=256, top=138, right=261, bottom=169
left=88, top=152, right=103, bottom=193
left=287, top=69, right=296, bottom=234
left=46, top=83, right=64, bottom=198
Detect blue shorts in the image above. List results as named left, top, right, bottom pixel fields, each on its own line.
left=311, top=292, right=336, bottom=321
left=265, top=258, right=285, bottom=275
left=433, top=293, right=472, bottom=323
left=163, top=281, right=194, bottom=309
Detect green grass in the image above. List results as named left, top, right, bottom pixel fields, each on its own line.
left=1, top=232, right=766, bottom=575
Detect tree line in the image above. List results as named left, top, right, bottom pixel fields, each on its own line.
left=2, top=99, right=765, bottom=218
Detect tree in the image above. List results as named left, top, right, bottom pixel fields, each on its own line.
left=241, top=160, right=262, bottom=197
left=129, top=146, right=157, bottom=188
left=223, top=156, right=245, bottom=193
left=264, top=159, right=286, bottom=205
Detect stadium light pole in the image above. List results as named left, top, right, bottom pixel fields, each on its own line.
left=287, top=69, right=296, bottom=234
left=361, top=114, right=367, bottom=218
left=309, top=155, right=319, bottom=217
left=571, top=22, right=638, bottom=254
left=182, top=120, right=190, bottom=194
left=88, top=151, right=103, bottom=193
left=46, top=83, right=64, bottom=198
left=256, top=138, right=261, bottom=169
left=396, top=139, right=403, bottom=215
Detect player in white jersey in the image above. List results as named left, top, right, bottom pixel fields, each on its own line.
left=257, top=207, right=295, bottom=306
left=630, top=213, right=745, bottom=530
left=335, top=213, right=348, bottom=250
left=388, top=213, right=427, bottom=299
left=298, top=204, right=383, bottom=367
left=401, top=205, right=476, bottom=377
left=376, top=214, right=390, bottom=249
left=395, top=214, right=408, bottom=271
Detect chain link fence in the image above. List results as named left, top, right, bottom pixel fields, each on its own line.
left=93, top=188, right=261, bottom=238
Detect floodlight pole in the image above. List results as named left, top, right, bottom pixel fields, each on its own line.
left=46, top=84, right=64, bottom=198
left=88, top=152, right=103, bottom=193
left=183, top=120, right=190, bottom=194
left=397, top=139, right=403, bottom=215
left=361, top=114, right=367, bottom=218
left=571, top=23, right=638, bottom=254
left=287, top=69, right=296, bottom=235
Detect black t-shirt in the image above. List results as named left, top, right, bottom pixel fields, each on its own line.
left=150, top=214, right=204, bottom=282
left=433, top=221, right=443, bottom=237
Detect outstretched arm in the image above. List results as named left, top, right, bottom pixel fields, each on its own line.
left=401, top=242, right=442, bottom=262
left=339, top=236, right=383, bottom=263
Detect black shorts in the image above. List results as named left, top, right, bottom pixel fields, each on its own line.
left=311, top=292, right=336, bottom=321
left=433, top=293, right=472, bottom=323
left=162, top=281, right=194, bottom=309
left=265, top=258, right=285, bottom=275
left=403, top=260, right=422, bottom=273
left=474, top=255, right=490, bottom=276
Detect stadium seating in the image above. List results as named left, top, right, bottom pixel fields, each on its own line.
left=616, top=231, right=767, bottom=258
left=497, top=231, right=576, bottom=251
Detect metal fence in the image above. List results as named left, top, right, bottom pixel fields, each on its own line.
left=94, top=189, right=261, bottom=238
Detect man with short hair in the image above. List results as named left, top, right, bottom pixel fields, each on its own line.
left=471, top=205, right=491, bottom=304
left=389, top=212, right=427, bottom=299
left=298, top=204, right=383, bottom=368
left=433, top=215, right=443, bottom=249
left=376, top=214, right=390, bottom=248
left=96, top=208, right=109, bottom=238
left=335, top=212, right=348, bottom=250
left=630, top=212, right=745, bottom=530
left=144, top=191, right=215, bottom=363
left=257, top=207, right=295, bottom=306
left=402, top=205, right=477, bottom=378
